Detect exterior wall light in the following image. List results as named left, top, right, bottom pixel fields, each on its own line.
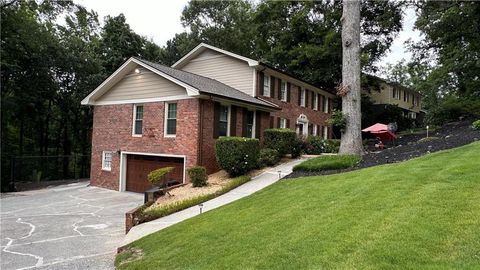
left=134, top=68, right=141, bottom=74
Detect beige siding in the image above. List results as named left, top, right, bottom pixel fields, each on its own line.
left=363, top=82, right=421, bottom=112
left=97, top=67, right=186, bottom=102
left=180, top=49, right=254, bottom=96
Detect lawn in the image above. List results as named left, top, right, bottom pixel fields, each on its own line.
left=293, top=154, right=361, bottom=172
left=116, top=142, right=480, bottom=270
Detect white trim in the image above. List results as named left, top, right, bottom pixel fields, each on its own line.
left=263, top=75, right=271, bottom=97
left=280, top=81, right=287, bottom=102
left=101, top=151, right=113, bottom=171
left=280, top=118, right=287, bottom=129
left=164, top=102, right=177, bottom=138
left=252, top=109, right=256, bottom=138
left=92, top=95, right=194, bottom=106
left=252, top=68, right=257, bottom=96
left=119, top=152, right=187, bottom=192
left=313, top=124, right=318, bottom=136
left=132, top=104, right=143, bottom=137
left=313, top=93, right=319, bottom=111
left=81, top=57, right=200, bottom=105
left=172, top=43, right=259, bottom=69
left=300, top=88, right=306, bottom=107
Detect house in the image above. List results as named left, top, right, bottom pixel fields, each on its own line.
left=362, top=76, right=423, bottom=121
left=81, top=43, right=335, bottom=192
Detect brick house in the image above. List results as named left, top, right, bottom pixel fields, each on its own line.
left=81, top=43, right=335, bottom=192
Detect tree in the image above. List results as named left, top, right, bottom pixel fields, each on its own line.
left=339, top=0, right=363, bottom=155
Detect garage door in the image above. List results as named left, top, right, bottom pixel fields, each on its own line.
left=126, top=155, right=184, bottom=193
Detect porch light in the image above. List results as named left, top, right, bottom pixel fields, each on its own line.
left=134, top=68, right=141, bottom=74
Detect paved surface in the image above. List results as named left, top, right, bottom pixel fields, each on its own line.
left=122, top=158, right=306, bottom=247
left=0, top=182, right=143, bottom=270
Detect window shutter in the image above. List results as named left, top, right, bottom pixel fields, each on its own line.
left=317, top=94, right=321, bottom=110
left=277, top=118, right=281, bottom=128
left=287, top=83, right=291, bottom=102
left=230, top=105, right=237, bottom=136
left=255, top=111, right=262, bottom=139
left=312, top=93, right=315, bottom=108
left=329, top=98, right=333, bottom=113
left=298, top=88, right=301, bottom=106
left=213, top=102, right=220, bottom=139
left=259, top=72, right=264, bottom=96
left=242, top=108, right=248, bottom=137
left=286, top=119, right=290, bottom=129
left=269, top=116, right=274, bottom=128
left=270, top=76, right=275, bottom=98
left=277, top=79, right=282, bottom=100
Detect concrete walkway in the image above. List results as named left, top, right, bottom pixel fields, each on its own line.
left=120, top=158, right=307, bottom=247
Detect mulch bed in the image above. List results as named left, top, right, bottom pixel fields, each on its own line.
left=285, top=120, right=480, bottom=179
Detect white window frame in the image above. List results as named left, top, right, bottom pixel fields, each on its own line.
left=300, top=88, right=306, bottom=107
left=323, top=97, right=329, bottom=113
left=313, top=124, right=318, bottom=136
left=164, top=102, right=177, bottom=138
left=263, top=75, right=271, bottom=97
left=218, top=104, right=231, bottom=137
left=323, top=126, right=328, bottom=139
left=313, top=93, right=318, bottom=111
left=280, top=81, right=287, bottom=102
left=393, top=88, right=400, bottom=100
left=280, top=118, right=287, bottom=129
left=132, top=104, right=144, bottom=137
left=102, top=151, right=113, bottom=171
left=403, top=91, right=409, bottom=102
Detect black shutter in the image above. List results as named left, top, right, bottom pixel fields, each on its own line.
left=312, top=93, right=315, bottom=108
left=277, top=117, right=281, bottom=128
left=286, top=119, right=290, bottom=129
left=230, top=105, right=237, bottom=136
left=259, top=72, right=264, bottom=96
left=317, top=94, right=321, bottom=110
left=255, top=111, right=262, bottom=139
left=270, top=76, right=275, bottom=98
left=287, top=83, right=291, bottom=102
left=298, top=87, right=301, bottom=106
left=242, top=108, right=248, bottom=137
left=213, top=102, right=220, bottom=139
left=270, top=116, right=274, bottom=128
left=277, top=79, right=282, bottom=100
left=305, top=90, right=309, bottom=108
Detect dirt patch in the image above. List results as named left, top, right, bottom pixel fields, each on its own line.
left=286, top=121, right=480, bottom=179
left=116, top=247, right=144, bottom=266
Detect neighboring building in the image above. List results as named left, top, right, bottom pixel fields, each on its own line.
left=362, top=76, right=423, bottom=120
left=81, top=43, right=335, bottom=192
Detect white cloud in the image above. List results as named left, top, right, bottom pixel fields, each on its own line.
left=77, top=0, right=190, bottom=45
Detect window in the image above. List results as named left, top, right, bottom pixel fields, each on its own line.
left=313, top=93, right=318, bottom=110
left=409, top=112, right=417, bottom=119
left=323, top=97, right=329, bottom=113
left=245, top=110, right=255, bottom=138
left=133, top=105, right=143, bottom=136
left=313, top=124, right=318, bottom=136
left=413, top=95, right=419, bottom=106
left=219, top=105, right=229, bottom=137
left=300, top=88, right=306, bottom=107
left=280, top=81, right=287, bottom=101
left=323, top=126, right=328, bottom=139
left=263, top=75, right=271, bottom=97
left=165, top=103, right=177, bottom=136
left=280, top=118, right=287, bottom=128
left=102, top=151, right=112, bottom=171
left=392, top=88, right=400, bottom=99
left=403, top=91, right=409, bottom=102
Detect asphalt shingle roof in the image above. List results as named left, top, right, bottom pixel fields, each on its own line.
left=135, top=58, right=279, bottom=109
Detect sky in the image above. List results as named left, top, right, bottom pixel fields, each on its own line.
left=78, top=0, right=422, bottom=71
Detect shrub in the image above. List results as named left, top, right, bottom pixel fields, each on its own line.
left=305, top=136, right=327, bottom=154
left=264, top=128, right=296, bottom=156
left=293, top=155, right=361, bottom=172
left=147, top=167, right=174, bottom=185
left=472, top=120, right=480, bottom=130
left=291, top=136, right=305, bottom=158
left=187, top=166, right=208, bottom=187
left=258, top=148, right=280, bottom=167
left=327, top=110, right=348, bottom=132
left=325, top=139, right=341, bottom=153
left=426, top=97, right=480, bottom=125
left=215, top=137, right=259, bottom=176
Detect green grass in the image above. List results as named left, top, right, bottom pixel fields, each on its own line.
left=117, top=142, right=480, bottom=270
left=293, top=154, right=361, bottom=172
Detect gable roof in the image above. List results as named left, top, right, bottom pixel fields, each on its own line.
left=172, top=43, right=334, bottom=95
left=81, top=57, right=278, bottom=109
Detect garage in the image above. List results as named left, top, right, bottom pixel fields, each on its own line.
left=125, top=154, right=184, bottom=193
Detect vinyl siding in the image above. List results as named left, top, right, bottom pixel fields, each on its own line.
left=180, top=49, right=254, bottom=96
left=363, top=82, right=421, bottom=112
left=97, top=67, right=186, bottom=102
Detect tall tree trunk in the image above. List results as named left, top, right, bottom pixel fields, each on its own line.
left=339, top=0, right=363, bottom=155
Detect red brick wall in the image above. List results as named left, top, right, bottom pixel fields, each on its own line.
left=256, top=71, right=333, bottom=138
left=90, top=99, right=200, bottom=191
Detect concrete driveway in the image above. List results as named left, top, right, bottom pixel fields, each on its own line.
left=0, top=182, right=143, bottom=270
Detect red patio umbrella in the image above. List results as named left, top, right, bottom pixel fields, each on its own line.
left=362, top=123, right=397, bottom=141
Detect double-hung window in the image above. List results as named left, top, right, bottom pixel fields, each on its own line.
left=102, top=151, right=112, bottom=171
left=133, top=104, right=143, bottom=136
left=263, top=75, right=271, bottom=97
left=403, top=91, right=409, bottom=102
left=165, top=103, right=177, bottom=136
left=313, top=93, right=318, bottom=110
left=323, top=97, right=329, bottom=113
left=280, top=118, right=287, bottom=129
left=300, top=88, right=306, bottom=107
left=245, top=110, right=255, bottom=138
left=313, top=124, right=318, bottom=136
left=323, top=126, right=328, bottom=139
left=393, top=88, right=400, bottom=99
left=280, top=81, right=287, bottom=101
left=219, top=105, right=229, bottom=137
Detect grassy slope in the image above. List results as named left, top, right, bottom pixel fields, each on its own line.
left=117, top=142, right=480, bottom=270
left=293, top=154, right=361, bottom=171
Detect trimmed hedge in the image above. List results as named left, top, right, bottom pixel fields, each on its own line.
left=147, top=167, right=174, bottom=185
left=291, top=136, right=305, bottom=158
left=325, top=139, right=340, bottom=153
left=215, top=137, right=259, bottom=176
left=187, top=166, right=208, bottom=187
left=264, top=128, right=296, bottom=156
left=258, top=148, right=280, bottom=167
left=293, top=155, right=361, bottom=172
